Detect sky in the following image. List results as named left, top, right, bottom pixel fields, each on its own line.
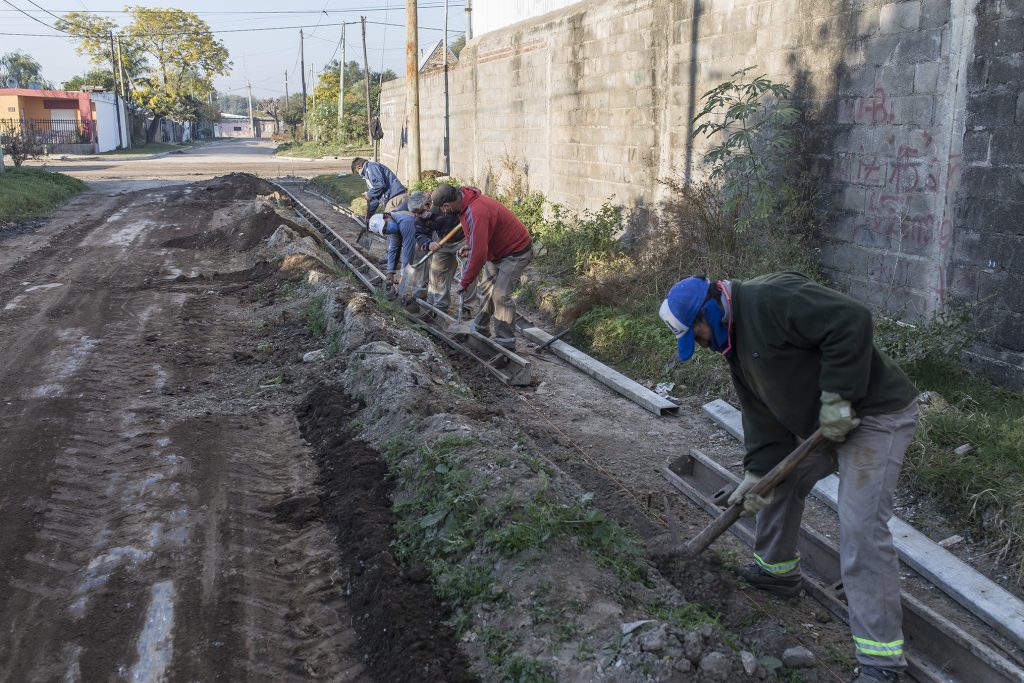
left=0, top=1, right=466, bottom=98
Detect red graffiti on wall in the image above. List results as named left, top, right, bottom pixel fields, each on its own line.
left=838, top=87, right=895, bottom=125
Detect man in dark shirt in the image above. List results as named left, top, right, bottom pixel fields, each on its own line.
left=660, top=272, right=919, bottom=683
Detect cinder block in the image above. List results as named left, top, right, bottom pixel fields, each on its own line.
left=854, top=8, right=881, bottom=37
left=864, top=33, right=904, bottom=65
left=876, top=63, right=918, bottom=95
left=920, top=0, right=951, bottom=29
left=890, top=94, right=935, bottom=125
left=843, top=185, right=868, bottom=212
left=913, top=61, right=941, bottom=93
left=897, top=29, right=943, bottom=63
left=989, top=127, right=1024, bottom=165
left=880, top=2, right=922, bottom=33
left=966, top=92, right=1019, bottom=127
left=961, top=130, right=992, bottom=164
left=1018, top=91, right=1024, bottom=124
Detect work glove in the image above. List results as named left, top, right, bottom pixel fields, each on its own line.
left=727, top=471, right=772, bottom=515
left=819, top=390, right=861, bottom=442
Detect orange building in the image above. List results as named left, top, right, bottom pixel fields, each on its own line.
left=0, top=88, right=96, bottom=147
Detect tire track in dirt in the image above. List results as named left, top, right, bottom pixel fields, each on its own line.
left=0, top=180, right=366, bottom=681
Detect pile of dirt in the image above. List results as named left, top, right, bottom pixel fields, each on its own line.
left=296, top=384, right=476, bottom=683
left=163, top=204, right=305, bottom=252
left=194, top=172, right=278, bottom=200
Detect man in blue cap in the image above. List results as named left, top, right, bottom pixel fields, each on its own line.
left=660, top=272, right=919, bottom=683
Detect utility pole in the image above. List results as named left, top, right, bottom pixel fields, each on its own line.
left=465, top=0, right=473, bottom=40
left=405, top=2, right=420, bottom=181
left=337, top=23, right=345, bottom=128
left=361, top=16, right=373, bottom=158
left=247, top=81, right=256, bottom=138
left=284, top=71, right=291, bottom=137
left=443, top=0, right=450, bottom=175
left=300, top=28, right=308, bottom=141
left=114, top=32, right=130, bottom=148
left=108, top=31, right=124, bottom=151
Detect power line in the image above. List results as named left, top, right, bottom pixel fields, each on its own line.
left=0, top=0, right=59, bottom=31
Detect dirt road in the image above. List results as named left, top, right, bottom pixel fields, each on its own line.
left=0, top=177, right=369, bottom=681
left=29, top=138, right=346, bottom=182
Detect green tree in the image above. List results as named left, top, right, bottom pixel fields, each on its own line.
left=54, top=13, right=147, bottom=89
left=63, top=68, right=116, bottom=91
left=59, top=7, right=231, bottom=142
left=0, top=50, right=51, bottom=88
left=449, top=35, right=466, bottom=57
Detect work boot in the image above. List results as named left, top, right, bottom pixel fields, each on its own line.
left=735, top=563, right=802, bottom=598
left=852, top=666, right=900, bottom=682
left=494, top=335, right=517, bottom=350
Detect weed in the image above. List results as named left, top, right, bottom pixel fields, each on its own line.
left=692, top=66, right=801, bottom=232
left=266, top=375, right=284, bottom=385
left=903, top=360, right=1024, bottom=581
left=252, top=281, right=269, bottom=299
left=503, top=655, right=553, bottom=683
left=325, top=329, right=341, bottom=356
left=874, top=306, right=977, bottom=370
left=257, top=342, right=271, bottom=353
left=302, top=293, right=328, bottom=338
left=277, top=282, right=298, bottom=301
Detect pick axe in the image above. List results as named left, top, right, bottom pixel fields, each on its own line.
left=681, top=428, right=825, bottom=556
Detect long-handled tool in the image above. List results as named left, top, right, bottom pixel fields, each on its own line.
left=355, top=207, right=374, bottom=249
left=682, top=428, right=825, bottom=556
left=411, top=224, right=462, bottom=269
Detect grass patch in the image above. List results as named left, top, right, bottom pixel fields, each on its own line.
left=100, top=142, right=188, bottom=156
left=0, top=167, right=86, bottom=220
left=275, top=140, right=371, bottom=159
left=310, top=173, right=368, bottom=213
left=383, top=432, right=649, bottom=677
left=904, top=359, right=1024, bottom=580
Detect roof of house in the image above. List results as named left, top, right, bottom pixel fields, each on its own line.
left=418, top=39, right=458, bottom=72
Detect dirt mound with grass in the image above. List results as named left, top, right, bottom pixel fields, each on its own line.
left=163, top=204, right=305, bottom=252
left=296, top=385, right=476, bottom=683
left=194, top=172, right=278, bottom=200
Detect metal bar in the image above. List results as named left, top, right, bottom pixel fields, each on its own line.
left=268, top=181, right=531, bottom=387
left=662, top=450, right=1023, bottom=683
left=522, top=327, right=679, bottom=416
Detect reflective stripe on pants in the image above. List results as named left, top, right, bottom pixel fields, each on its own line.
left=752, top=401, right=919, bottom=670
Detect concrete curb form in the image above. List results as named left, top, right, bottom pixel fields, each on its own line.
left=53, top=140, right=219, bottom=162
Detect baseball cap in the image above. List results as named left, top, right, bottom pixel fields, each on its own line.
left=659, top=277, right=711, bottom=361
left=368, top=214, right=386, bottom=236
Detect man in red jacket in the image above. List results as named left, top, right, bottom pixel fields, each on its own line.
left=432, top=183, right=533, bottom=348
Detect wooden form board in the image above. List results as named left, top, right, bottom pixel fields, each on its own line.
left=522, top=328, right=679, bottom=416
left=701, top=399, right=1024, bottom=651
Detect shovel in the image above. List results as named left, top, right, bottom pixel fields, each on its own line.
left=356, top=215, right=374, bottom=250
left=681, top=428, right=825, bottom=556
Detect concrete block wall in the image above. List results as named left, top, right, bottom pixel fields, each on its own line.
left=378, top=0, right=1024, bottom=386
left=948, top=0, right=1024, bottom=388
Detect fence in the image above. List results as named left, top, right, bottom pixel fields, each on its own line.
left=0, top=118, right=89, bottom=145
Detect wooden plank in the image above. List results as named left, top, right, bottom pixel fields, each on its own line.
left=522, top=328, right=679, bottom=416
left=702, top=399, right=1024, bottom=651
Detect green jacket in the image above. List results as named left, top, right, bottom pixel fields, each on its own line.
left=728, top=272, right=918, bottom=475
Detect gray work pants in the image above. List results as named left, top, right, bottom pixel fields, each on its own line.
left=427, top=239, right=474, bottom=311
left=473, top=246, right=533, bottom=346
left=752, top=401, right=919, bottom=670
